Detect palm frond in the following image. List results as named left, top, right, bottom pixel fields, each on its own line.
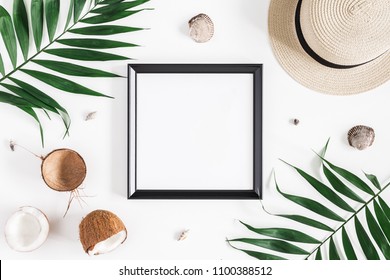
left=0, top=53, right=5, bottom=75
left=0, top=0, right=150, bottom=145
left=230, top=140, right=390, bottom=260
left=45, top=0, right=60, bottom=42
left=31, top=0, right=44, bottom=51
left=13, top=0, right=30, bottom=60
left=0, top=6, right=18, bottom=68
left=315, top=248, right=322, bottom=260
left=341, top=227, right=357, bottom=259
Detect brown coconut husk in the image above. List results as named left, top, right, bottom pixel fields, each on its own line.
left=79, top=210, right=127, bottom=254
left=41, top=149, right=86, bottom=192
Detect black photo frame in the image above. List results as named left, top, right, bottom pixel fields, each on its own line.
left=128, top=64, right=262, bottom=199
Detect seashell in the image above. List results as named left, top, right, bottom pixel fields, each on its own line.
left=347, top=125, right=375, bottom=150
left=85, top=111, right=97, bottom=121
left=178, top=229, right=189, bottom=241
left=9, top=140, right=16, bottom=151
left=189, top=14, right=214, bottom=43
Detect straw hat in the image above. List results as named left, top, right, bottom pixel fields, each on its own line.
left=268, top=0, right=390, bottom=95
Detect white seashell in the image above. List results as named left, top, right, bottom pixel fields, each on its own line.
left=189, top=14, right=214, bottom=43
left=347, top=125, right=375, bottom=150
left=178, top=229, right=189, bottom=241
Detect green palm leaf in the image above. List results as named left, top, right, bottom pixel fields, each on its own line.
left=0, top=0, right=150, bottom=145
left=0, top=6, right=17, bottom=68
left=65, top=0, right=75, bottom=30
left=31, top=0, right=43, bottom=51
left=329, top=237, right=340, bottom=260
left=32, top=60, right=121, bottom=77
left=275, top=178, right=345, bottom=222
left=13, top=0, right=29, bottom=60
left=0, top=90, right=36, bottom=107
left=355, top=216, right=380, bottom=260
left=283, top=161, right=354, bottom=212
left=57, top=38, right=137, bottom=49
left=74, top=0, right=87, bottom=21
left=322, top=163, right=365, bottom=203
left=321, top=157, right=374, bottom=195
left=364, top=172, right=381, bottom=190
left=315, top=248, right=322, bottom=260
left=373, top=200, right=390, bottom=242
left=92, top=0, right=149, bottom=14
left=239, top=221, right=320, bottom=244
left=45, top=0, right=60, bottom=42
left=69, top=25, right=143, bottom=35
left=21, top=69, right=111, bottom=97
left=365, top=207, right=390, bottom=259
left=100, top=0, right=125, bottom=4
left=378, top=196, right=390, bottom=219
left=44, top=48, right=129, bottom=61
left=342, top=227, right=357, bottom=260
left=81, top=9, right=147, bottom=24
left=8, top=77, right=68, bottom=114
left=229, top=238, right=309, bottom=255
left=1, top=83, right=54, bottom=115
left=232, top=141, right=390, bottom=260
left=0, top=54, right=4, bottom=76
left=278, top=214, right=333, bottom=232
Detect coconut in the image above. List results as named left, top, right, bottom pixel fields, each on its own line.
left=79, top=210, right=127, bottom=255
left=5, top=206, right=49, bottom=252
left=41, top=148, right=86, bottom=192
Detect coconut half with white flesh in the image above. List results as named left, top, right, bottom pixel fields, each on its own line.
left=5, top=206, right=49, bottom=252
left=79, top=210, right=127, bottom=255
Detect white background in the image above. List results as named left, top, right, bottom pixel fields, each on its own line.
left=0, top=0, right=389, bottom=260
left=135, top=73, right=253, bottom=191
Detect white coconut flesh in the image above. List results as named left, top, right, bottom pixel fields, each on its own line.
left=5, top=206, right=49, bottom=252
left=88, top=230, right=127, bottom=256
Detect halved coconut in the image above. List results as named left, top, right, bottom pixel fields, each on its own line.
left=41, top=149, right=86, bottom=192
left=79, top=210, right=127, bottom=255
left=5, top=206, right=49, bottom=252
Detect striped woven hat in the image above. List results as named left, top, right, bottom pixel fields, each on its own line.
left=268, top=0, right=390, bottom=95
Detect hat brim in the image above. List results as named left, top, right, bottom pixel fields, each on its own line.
left=268, top=0, right=390, bottom=95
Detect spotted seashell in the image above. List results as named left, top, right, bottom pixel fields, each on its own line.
left=347, top=125, right=375, bottom=150
left=178, top=229, right=189, bottom=241
left=189, top=13, right=214, bottom=43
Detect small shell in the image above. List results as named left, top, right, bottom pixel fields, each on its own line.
left=85, top=111, right=97, bottom=121
left=189, top=14, right=214, bottom=43
left=178, top=229, right=189, bottom=241
left=347, top=125, right=375, bottom=150
left=9, top=140, right=16, bottom=151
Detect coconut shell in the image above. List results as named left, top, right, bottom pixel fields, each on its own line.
left=41, top=149, right=86, bottom=192
left=79, top=210, right=127, bottom=254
